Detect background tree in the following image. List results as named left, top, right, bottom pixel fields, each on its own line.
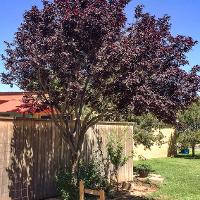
left=177, top=101, right=200, bottom=157
left=1, top=0, right=200, bottom=173
left=106, top=111, right=166, bottom=149
left=131, top=113, right=165, bottom=149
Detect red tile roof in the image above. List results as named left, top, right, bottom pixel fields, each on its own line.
left=0, top=92, right=26, bottom=112
left=0, top=92, right=50, bottom=114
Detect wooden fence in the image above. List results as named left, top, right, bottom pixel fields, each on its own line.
left=0, top=118, right=134, bottom=200
left=79, top=180, right=105, bottom=200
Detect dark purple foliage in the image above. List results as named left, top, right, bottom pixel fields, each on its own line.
left=1, top=0, right=200, bottom=164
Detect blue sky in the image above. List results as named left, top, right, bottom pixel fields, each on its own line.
left=0, top=0, right=200, bottom=91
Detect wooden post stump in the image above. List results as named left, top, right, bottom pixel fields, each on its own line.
left=79, top=180, right=85, bottom=200
left=79, top=180, right=105, bottom=200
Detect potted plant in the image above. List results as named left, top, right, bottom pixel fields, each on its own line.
left=134, top=163, right=152, bottom=178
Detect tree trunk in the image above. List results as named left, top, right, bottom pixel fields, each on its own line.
left=168, top=130, right=179, bottom=157
left=115, top=170, right=119, bottom=191
left=70, top=129, right=87, bottom=179
left=192, top=144, right=195, bottom=157
left=71, top=151, right=81, bottom=177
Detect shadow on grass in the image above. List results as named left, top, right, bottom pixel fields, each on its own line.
left=108, top=195, right=155, bottom=200
left=175, top=154, right=200, bottom=159
left=107, top=191, right=156, bottom=200
left=116, top=196, right=154, bottom=200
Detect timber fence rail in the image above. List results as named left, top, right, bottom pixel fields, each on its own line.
left=79, top=180, right=105, bottom=200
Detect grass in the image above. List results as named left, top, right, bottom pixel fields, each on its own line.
left=135, top=150, right=200, bottom=200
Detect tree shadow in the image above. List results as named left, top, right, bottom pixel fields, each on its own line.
left=110, top=196, right=154, bottom=200
left=107, top=191, right=155, bottom=200
left=5, top=119, right=103, bottom=200
left=6, top=119, right=34, bottom=199
left=4, top=120, right=134, bottom=200
left=175, top=154, right=200, bottom=159
left=6, top=119, right=67, bottom=200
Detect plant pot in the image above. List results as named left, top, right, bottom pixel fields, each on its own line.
left=138, top=170, right=149, bottom=178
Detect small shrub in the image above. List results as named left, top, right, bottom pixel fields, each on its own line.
left=107, top=135, right=133, bottom=190
left=56, top=169, right=78, bottom=200
left=134, top=163, right=152, bottom=178
left=77, top=160, right=110, bottom=191
left=56, top=159, right=110, bottom=200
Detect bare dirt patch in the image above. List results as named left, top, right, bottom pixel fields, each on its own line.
left=107, top=178, right=159, bottom=200
left=45, top=175, right=162, bottom=200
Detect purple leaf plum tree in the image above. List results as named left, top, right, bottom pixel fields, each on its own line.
left=1, top=0, right=200, bottom=172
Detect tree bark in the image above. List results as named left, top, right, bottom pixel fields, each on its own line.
left=168, top=130, right=179, bottom=157
left=70, top=128, right=87, bottom=177
left=71, top=150, right=81, bottom=177
left=192, top=144, right=195, bottom=157
left=52, top=108, right=106, bottom=178
left=115, top=170, right=119, bottom=191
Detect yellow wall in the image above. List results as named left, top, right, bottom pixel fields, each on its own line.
left=133, top=128, right=174, bottom=160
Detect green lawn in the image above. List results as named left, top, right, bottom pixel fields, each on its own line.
left=135, top=152, right=200, bottom=200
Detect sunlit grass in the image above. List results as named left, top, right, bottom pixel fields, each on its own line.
left=135, top=150, right=200, bottom=200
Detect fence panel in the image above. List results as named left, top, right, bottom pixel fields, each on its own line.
left=0, top=119, right=134, bottom=200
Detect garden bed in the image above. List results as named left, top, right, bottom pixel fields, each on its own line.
left=107, top=177, right=160, bottom=200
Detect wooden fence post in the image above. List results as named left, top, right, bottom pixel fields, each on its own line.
left=79, top=180, right=84, bottom=200
left=99, top=190, right=105, bottom=200
left=79, top=180, right=105, bottom=200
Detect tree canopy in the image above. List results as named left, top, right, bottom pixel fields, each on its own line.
left=177, top=100, right=200, bottom=156
left=1, top=0, right=200, bottom=167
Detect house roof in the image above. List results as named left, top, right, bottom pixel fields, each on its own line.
left=0, top=92, right=50, bottom=114
left=0, top=92, right=26, bottom=113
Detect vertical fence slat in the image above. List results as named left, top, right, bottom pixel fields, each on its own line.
left=0, top=119, right=135, bottom=200
left=79, top=180, right=84, bottom=200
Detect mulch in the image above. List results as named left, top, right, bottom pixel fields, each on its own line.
left=45, top=178, right=158, bottom=200
left=107, top=179, right=158, bottom=200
